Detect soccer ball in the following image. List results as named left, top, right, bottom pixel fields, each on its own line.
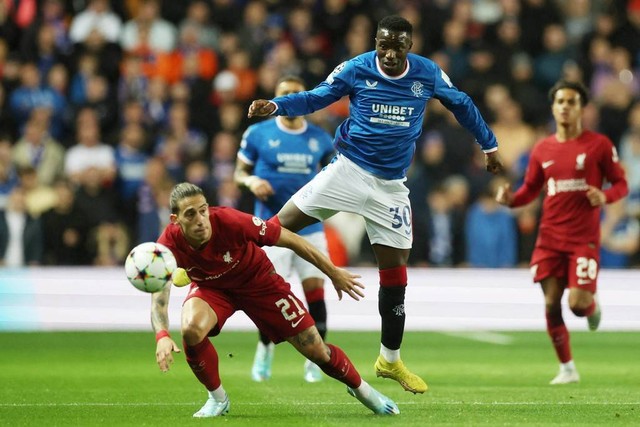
left=125, top=242, right=177, bottom=293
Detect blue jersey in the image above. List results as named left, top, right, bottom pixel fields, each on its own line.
left=238, top=117, right=334, bottom=235
left=271, top=51, right=498, bottom=179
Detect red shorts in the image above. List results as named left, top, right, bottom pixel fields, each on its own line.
left=530, top=243, right=600, bottom=292
left=183, top=271, right=315, bottom=343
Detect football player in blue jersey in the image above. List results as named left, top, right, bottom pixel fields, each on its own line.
left=235, top=75, right=335, bottom=384
left=248, top=15, right=504, bottom=394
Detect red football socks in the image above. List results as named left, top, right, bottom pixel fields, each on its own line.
left=184, top=338, right=221, bottom=391
left=546, top=313, right=572, bottom=363
left=319, top=343, right=362, bottom=388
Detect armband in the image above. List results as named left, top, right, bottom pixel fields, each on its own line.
left=155, top=330, right=171, bottom=342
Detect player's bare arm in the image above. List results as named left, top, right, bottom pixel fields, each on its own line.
left=248, top=100, right=277, bottom=118
left=485, top=151, right=505, bottom=174
left=233, top=158, right=274, bottom=201
left=151, top=285, right=181, bottom=372
left=495, top=182, right=513, bottom=206
left=275, top=226, right=365, bottom=301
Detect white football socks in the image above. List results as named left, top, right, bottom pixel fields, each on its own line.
left=352, top=379, right=372, bottom=399
left=209, top=385, right=227, bottom=402
left=380, top=344, right=400, bottom=363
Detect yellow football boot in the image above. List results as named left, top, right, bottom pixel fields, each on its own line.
left=374, top=355, right=428, bottom=394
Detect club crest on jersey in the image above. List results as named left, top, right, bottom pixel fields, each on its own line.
left=268, top=139, right=281, bottom=148
left=575, top=153, right=586, bottom=170
left=326, top=62, right=346, bottom=84
left=411, top=81, right=424, bottom=98
left=308, top=138, right=319, bottom=152
left=222, top=251, right=233, bottom=263
left=365, top=79, right=378, bottom=89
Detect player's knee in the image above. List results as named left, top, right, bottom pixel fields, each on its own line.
left=567, top=290, right=593, bottom=316
left=292, top=327, right=328, bottom=363
left=181, top=319, right=209, bottom=346
left=304, top=342, right=330, bottom=365
left=544, top=298, right=562, bottom=313
left=569, top=302, right=590, bottom=317
left=301, top=277, right=324, bottom=291
left=545, top=305, right=564, bottom=327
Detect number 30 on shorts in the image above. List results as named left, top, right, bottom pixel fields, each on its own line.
left=576, top=257, right=598, bottom=283
left=390, top=205, right=411, bottom=235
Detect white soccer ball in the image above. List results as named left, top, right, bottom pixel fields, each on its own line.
left=125, top=242, right=177, bottom=293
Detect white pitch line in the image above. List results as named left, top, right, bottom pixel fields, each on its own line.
left=440, top=331, right=515, bottom=345
left=1, top=401, right=638, bottom=407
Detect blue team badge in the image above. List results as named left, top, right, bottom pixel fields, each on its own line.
left=326, top=62, right=346, bottom=84
left=308, top=138, right=319, bottom=152
left=411, top=81, right=424, bottom=98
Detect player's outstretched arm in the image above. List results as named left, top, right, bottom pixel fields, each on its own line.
left=151, top=285, right=181, bottom=372
left=275, top=226, right=365, bottom=301
left=247, top=100, right=276, bottom=118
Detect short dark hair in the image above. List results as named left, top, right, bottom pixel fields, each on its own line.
left=276, top=75, right=306, bottom=88
left=548, top=80, right=590, bottom=106
left=378, top=15, right=413, bottom=36
left=170, top=182, right=204, bottom=214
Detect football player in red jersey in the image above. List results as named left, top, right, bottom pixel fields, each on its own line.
left=150, top=182, right=400, bottom=417
left=496, top=80, right=628, bottom=384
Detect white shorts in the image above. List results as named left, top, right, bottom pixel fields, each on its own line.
left=291, top=154, right=413, bottom=249
left=263, top=231, right=328, bottom=282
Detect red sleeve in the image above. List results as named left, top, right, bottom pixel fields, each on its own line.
left=600, top=141, right=628, bottom=203
left=511, top=147, right=545, bottom=207
left=218, top=207, right=281, bottom=247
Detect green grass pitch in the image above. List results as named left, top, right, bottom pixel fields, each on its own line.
left=0, top=331, right=638, bottom=426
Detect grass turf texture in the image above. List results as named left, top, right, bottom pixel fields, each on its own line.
left=0, top=331, right=638, bottom=426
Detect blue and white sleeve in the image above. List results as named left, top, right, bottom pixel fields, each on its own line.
left=271, top=61, right=355, bottom=117
left=432, top=66, right=498, bottom=152
left=238, top=126, right=258, bottom=165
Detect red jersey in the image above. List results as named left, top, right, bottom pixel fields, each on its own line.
left=512, top=130, right=627, bottom=251
left=157, top=207, right=281, bottom=289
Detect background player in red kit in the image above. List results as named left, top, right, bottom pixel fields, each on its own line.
left=151, top=182, right=399, bottom=418
left=496, top=80, right=628, bottom=385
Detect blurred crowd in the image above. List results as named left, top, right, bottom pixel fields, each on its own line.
left=0, top=0, right=638, bottom=268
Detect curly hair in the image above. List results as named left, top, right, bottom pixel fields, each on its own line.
left=378, top=15, right=413, bottom=36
